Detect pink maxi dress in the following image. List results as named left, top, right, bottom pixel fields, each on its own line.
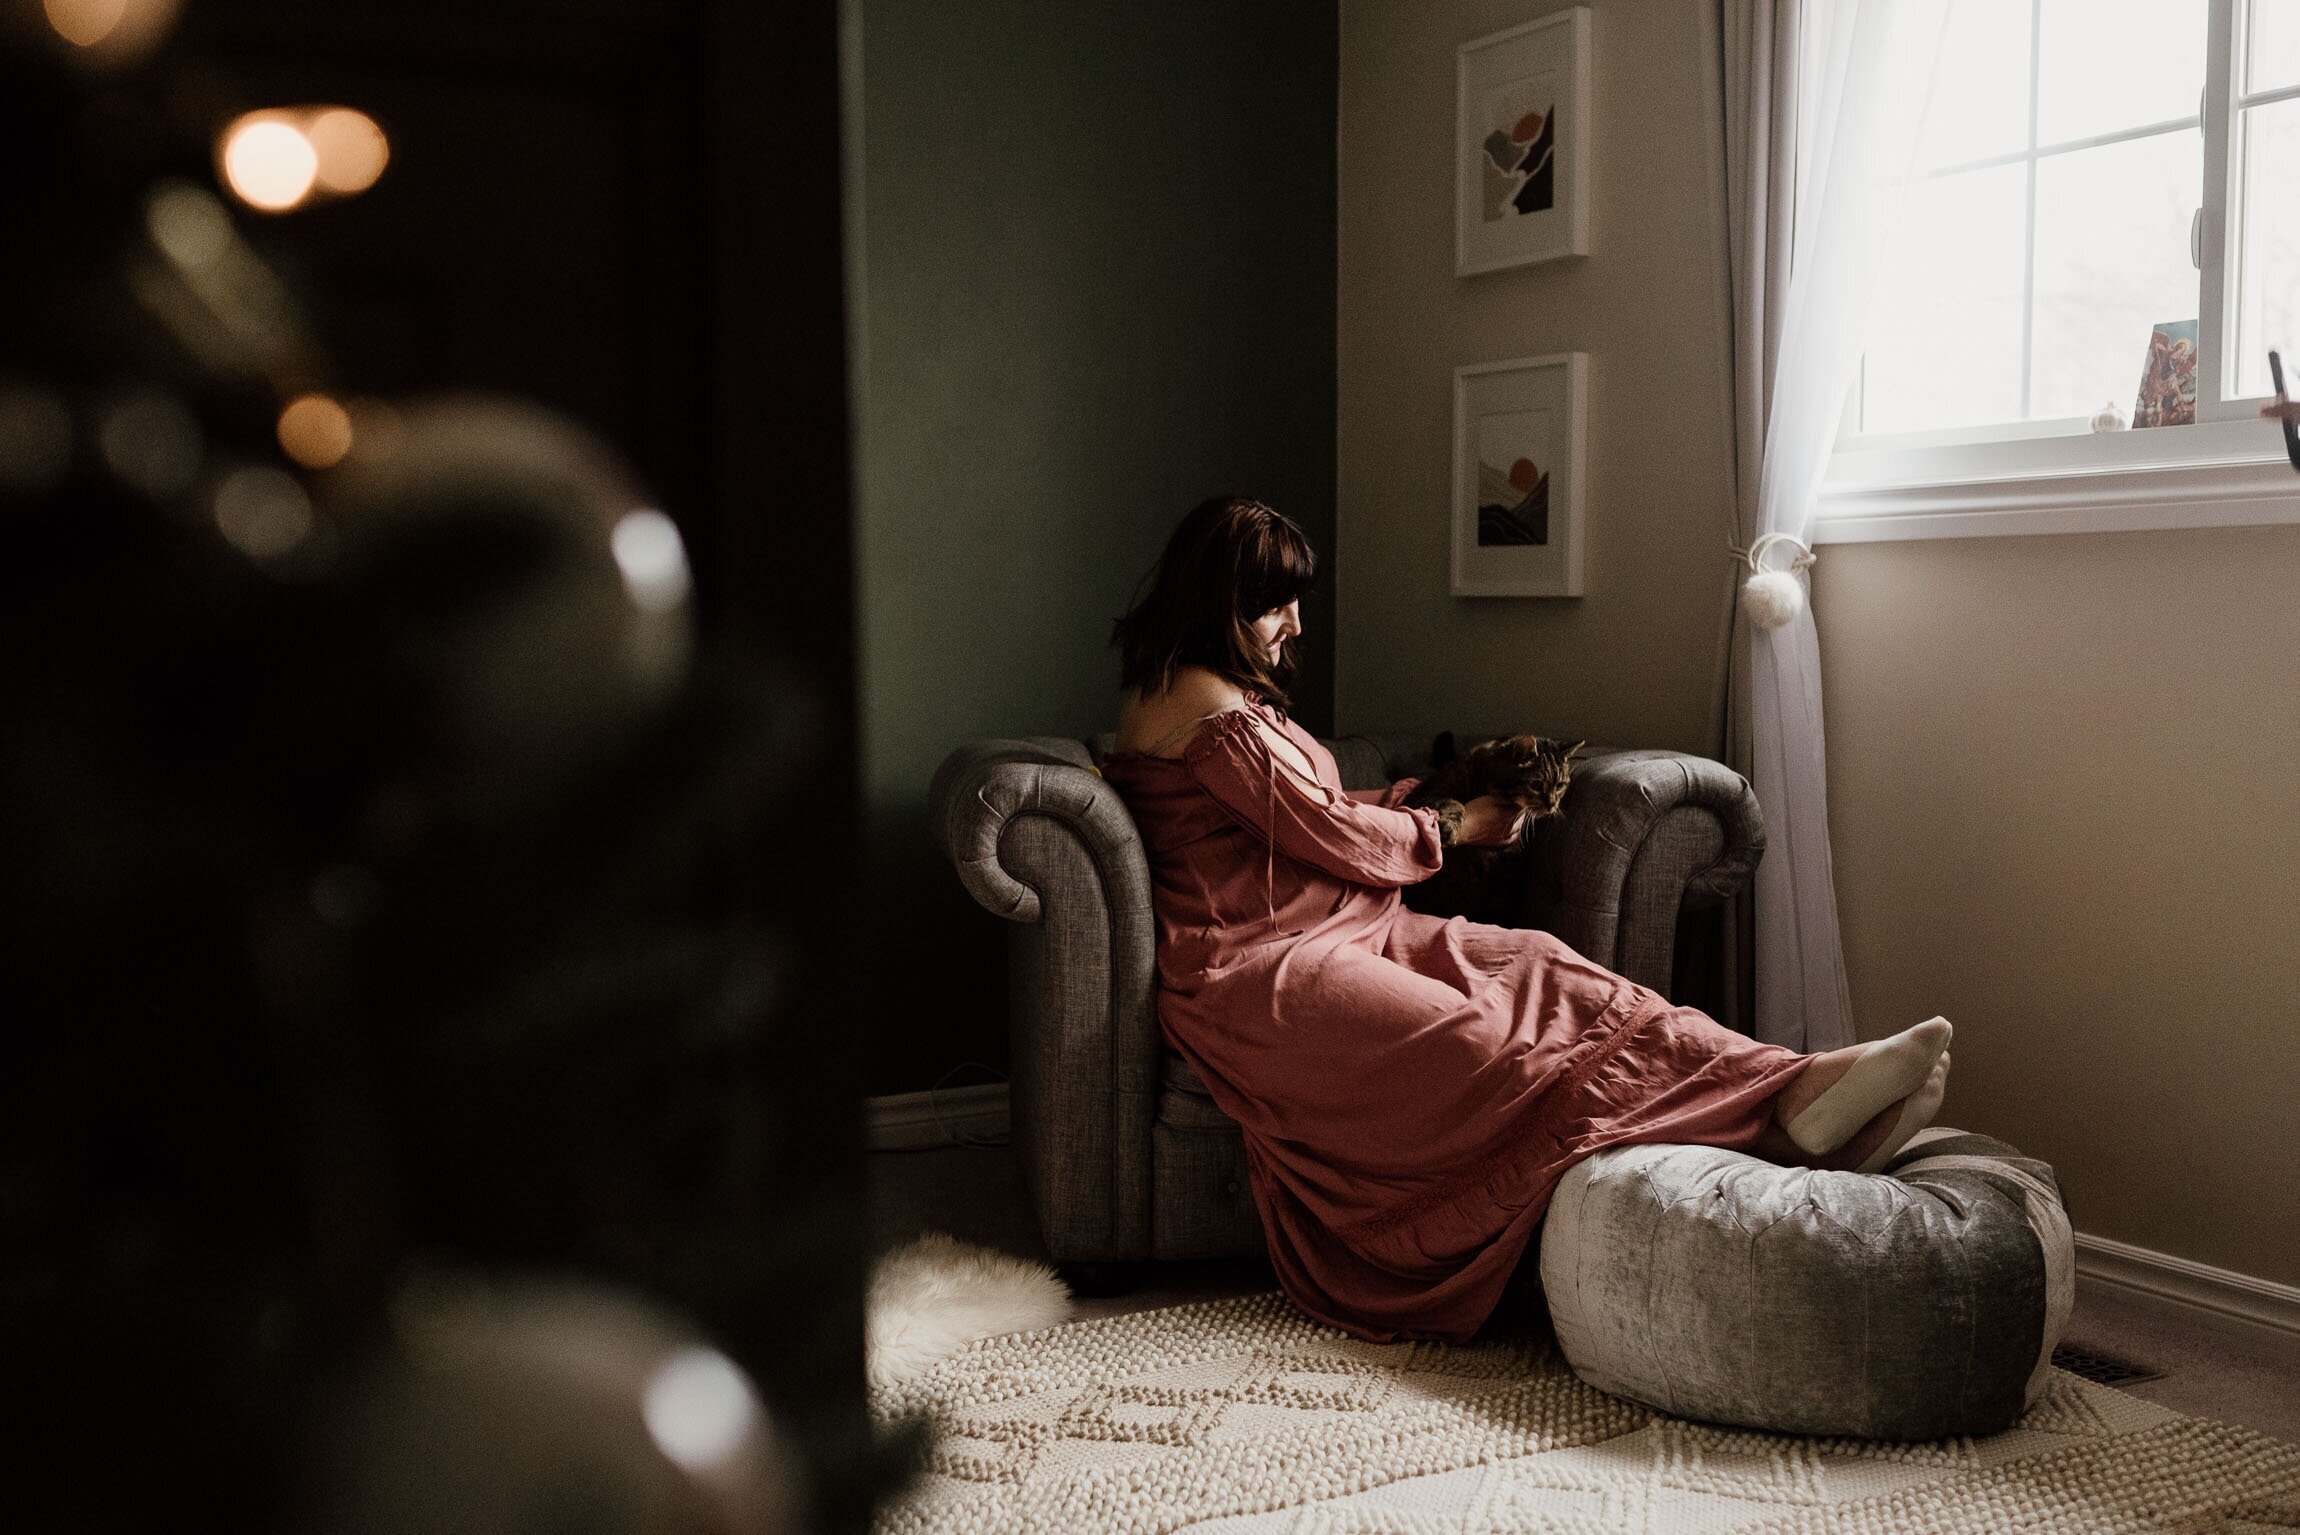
left=1100, top=693, right=1810, bottom=1344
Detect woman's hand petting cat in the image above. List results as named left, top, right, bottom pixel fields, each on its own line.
left=1457, top=793, right=1529, bottom=848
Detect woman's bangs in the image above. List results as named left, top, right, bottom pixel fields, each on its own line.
left=1240, top=514, right=1316, bottom=615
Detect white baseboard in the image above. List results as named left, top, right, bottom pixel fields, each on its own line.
left=867, top=1083, right=1012, bottom=1152
left=2074, top=1231, right=2300, bottom=1343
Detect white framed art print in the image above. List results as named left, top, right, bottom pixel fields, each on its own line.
left=1455, top=8, right=1590, bottom=276
left=1451, top=353, right=1586, bottom=597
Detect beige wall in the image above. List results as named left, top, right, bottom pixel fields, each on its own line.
left=1340, top=0, right=2300, bottom=1285
left=1820, top=527, right=2300, bottom=1286
left=1338, top=0, right=1736, bottom=752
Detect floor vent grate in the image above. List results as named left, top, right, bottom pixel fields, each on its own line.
left=2052, top=1343, right=2165, bottom=1387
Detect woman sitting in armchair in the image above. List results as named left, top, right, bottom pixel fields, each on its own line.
left=1097, top=494, right=1953, bottom=1344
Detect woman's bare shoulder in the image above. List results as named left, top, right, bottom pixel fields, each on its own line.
left=1162, top=665, right=1248, bottom=713
left=1116, top=666, right=1249, bottom=756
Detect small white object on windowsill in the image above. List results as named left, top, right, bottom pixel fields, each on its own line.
left=2090, top=400, right=2129, bottom=432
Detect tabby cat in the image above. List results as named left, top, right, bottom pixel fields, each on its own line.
left=1403, top=733, right=1583, bottom=847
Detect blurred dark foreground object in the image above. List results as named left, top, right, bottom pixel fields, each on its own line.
left=0, top=2, right=897, bottom=1530
left=312, top=1272, right=809, bottom=1535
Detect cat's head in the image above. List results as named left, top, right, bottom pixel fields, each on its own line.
left=1521, top=737, right=1582, bottom=817
left=1465, top=734, right=1582, bottom=818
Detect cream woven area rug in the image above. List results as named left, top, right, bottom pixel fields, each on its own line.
left=870, top=1290, right=2300, bottom=1534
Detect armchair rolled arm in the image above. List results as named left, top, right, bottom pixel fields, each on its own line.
left=928, top=737, right=1152, bottom=925
left=928, top=737, right=1160, bottom=1261
left=1518, top=747, right=1764, bottom=994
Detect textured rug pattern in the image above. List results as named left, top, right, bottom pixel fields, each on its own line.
left=870, top=1291, right=2300, bottom=1534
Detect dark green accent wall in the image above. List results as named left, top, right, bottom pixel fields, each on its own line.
left=856, top=0, right=1338, bottom=1094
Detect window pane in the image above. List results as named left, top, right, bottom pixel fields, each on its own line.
left=2031, top=130, right=2202, bottom=420
left=1862, top=164, right=2027, bottom=433
left=1919, top=0, right=2033, bottom=170
left=2235, top=98, right=2300, bottom=397
left=2036, top=0, right=2206, bottom=145
left=2247, top=0, right=2300, bottom=95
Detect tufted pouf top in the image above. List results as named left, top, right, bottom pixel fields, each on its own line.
left=1538, top=1126, right=2075, bottom=1442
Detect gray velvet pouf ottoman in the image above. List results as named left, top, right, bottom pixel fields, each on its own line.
left=1538, top=1126, right=2075, bottom=1441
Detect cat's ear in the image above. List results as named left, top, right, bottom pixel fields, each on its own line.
left=1562, top=739, right=1586, bottom=758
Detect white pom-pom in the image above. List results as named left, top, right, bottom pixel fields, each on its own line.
left=1742, top=568, right=1805, bottom=629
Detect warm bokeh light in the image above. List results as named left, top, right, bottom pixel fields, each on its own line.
left=610, top=509, right=692, bottom=614
left=219, top=117, right=318, bottom=212
left=215, top=106, right=389, bottom=213
left=40, top=0, right=177, bottom=55
left=277, top=393, right=355, bottom=469
left=43, top=0, right=128, bottom=47
left=308, top=108, right=390, bottom=195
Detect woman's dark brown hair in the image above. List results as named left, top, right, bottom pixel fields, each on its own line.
left=1111, top=495, right=1317, bottom=713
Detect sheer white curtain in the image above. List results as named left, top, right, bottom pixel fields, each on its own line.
left=1703, top=0, right=1944, bottom=1051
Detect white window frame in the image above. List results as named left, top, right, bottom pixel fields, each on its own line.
left=1816, top=0, right=2300, bottom=543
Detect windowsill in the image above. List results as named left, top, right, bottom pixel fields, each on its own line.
left=1815, top=416, right=2300, bottom=543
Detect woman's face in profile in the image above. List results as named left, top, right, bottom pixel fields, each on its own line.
left=1251, top=599, right=1301, bottom=665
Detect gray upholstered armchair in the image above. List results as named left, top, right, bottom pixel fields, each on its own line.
left=928, top=724, right=1764, bottom=1271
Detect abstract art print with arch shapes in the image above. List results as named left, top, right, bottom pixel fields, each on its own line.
left=1452, top=353, right=1587, bottom=597
left=1456, top=8, right=1590, bottom=276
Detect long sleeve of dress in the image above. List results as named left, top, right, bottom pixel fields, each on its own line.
left=1183, top=709, right=1444, bottom=891
left=1348, top=777, right=1422, bottom=809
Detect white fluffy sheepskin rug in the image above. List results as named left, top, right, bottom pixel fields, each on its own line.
left=865, top=1232, right=1072, bottom=1392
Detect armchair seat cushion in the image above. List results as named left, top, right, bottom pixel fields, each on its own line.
left=1160, top=1048, right=1214, bottom=1099
left=1157, top=1051, right=1238, bottom=1135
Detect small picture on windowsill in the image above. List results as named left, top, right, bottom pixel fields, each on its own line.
left=2132, top=319, right=2198, bottom=428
